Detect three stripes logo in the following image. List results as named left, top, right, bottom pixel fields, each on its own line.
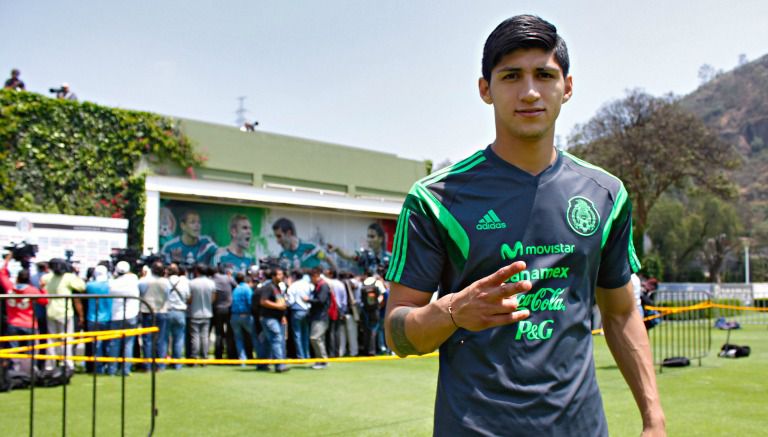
left=476, top=209, right=507, bottom=231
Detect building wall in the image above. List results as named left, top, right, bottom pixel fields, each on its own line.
left=152, top=118, right=429, bottom=198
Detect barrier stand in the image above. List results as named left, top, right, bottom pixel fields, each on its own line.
left=0, top=294, right=157, bottom=437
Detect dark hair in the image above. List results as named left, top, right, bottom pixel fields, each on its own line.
left=151, top=261, right=165, bottom=277
left=235, top=272, right=245, bottom=283
left=368, top=222, right=385, bottom=238
left=482, top=15, right=569, bottom=83
left=167, top=264, right=179, bottom=276
left=291, top=270, right=304, bottom=280
left=309, top=267, right=323, bottom=277
left=206, top=265, right=216, bottom=277
left=50, top=258, right=67, bottom=275
left=16, top=269, right=30, bottom=285
left=194, top=263, right=207, bottom=277
left=179, top=209, right=199, bottom=224
left=271, top=217, right=295, bottom=235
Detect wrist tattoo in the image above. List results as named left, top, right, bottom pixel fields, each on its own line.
left=390, top=307, right=420, bottom=356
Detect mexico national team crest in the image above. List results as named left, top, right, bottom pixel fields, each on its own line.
left=567, top=196, right=600, bottom=236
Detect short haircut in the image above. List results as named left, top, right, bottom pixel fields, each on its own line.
left=151, top=261, right=165, bottom=277
left=179, top=210, right=199, bottom=224
left=482, top=15, right=570, bottom=83
left=167, top=264, right=179, bottom=276
left=235, top=272, right=245, bottom=283
left=16, top=269, right=30, bottom=285
left=310, top=267, right=323, bottom=277
left=271, top=217, right=295, bottom=235
left=194, top=263, right=207, bottom=276
left=229, top=214, right=249, bottom=231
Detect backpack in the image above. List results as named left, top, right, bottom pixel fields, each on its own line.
left=328, top=288, right=339, bottom=321
left=362, top=285, right=381, bottom=322
left=719, top=343, right=751, bottom=358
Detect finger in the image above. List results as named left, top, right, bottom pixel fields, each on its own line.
left=477, top=261, right=527, bottom=287
left=486, top=309, right=531, bottom=327
left=489, top=280, right=532, bottom=300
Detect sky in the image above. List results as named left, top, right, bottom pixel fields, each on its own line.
left=2, top=1, right=767, bottom=164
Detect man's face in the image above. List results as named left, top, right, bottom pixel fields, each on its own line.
left=231, top=219, right=252, bottom=250
left=272, top=269, right=285, bottom=283
left=366, top=229, right=383, bottom=251
left=180, top=213, right=202, bottom=239
left=479, top=48, right=572, bottom=143
left=273, top=228, right=293, bottom=250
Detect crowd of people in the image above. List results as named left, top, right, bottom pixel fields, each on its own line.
left=0, top=253, right=391, bottom=376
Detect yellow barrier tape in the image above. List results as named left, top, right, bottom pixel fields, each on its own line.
left=0, top=326, right=158, bottom=343
left=0, top=351, right=438, bottom=366
left=2, top=301, right=764, bottom=365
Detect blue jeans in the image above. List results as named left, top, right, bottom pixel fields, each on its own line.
left=167, top=311, right=186, bottom=369
left=261, top=317, right=286, bottom=369
left=87, top=321, right=110, bottom=374
left=141, top=312, right=169, bottom=370
left=107, top=317, right=138, bottom=375
left=290, top=308, right=310, bottom=359
left=230, top=313, right=259, bottom=361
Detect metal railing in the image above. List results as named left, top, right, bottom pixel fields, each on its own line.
left=648, top=289, right=712, bottom=372
left=0, top=294, right=157, bottom=437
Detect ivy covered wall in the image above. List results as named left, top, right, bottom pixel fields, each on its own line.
left=0, top=90, right=202, bottom=248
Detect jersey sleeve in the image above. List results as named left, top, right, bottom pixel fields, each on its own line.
left=385, top=203, right=445, bottom=293
left=597, top=186, right=641, bottom=289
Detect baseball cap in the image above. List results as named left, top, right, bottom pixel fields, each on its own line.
left=115, top=261, right=131, bottom=274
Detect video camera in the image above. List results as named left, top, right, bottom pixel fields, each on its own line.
left=48, top=87, right=65, bottom=94
left=356, top=248, right=390, bottom=276
left=3, top=241, right=38, bottom=269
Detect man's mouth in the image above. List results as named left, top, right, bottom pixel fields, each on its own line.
left=515, top=108, right=545, bottom=117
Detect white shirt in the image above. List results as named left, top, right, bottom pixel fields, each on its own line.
left=110, top=273, right=140, bottom=320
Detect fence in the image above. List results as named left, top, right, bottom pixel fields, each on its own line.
left=647, top=289, right=712, bottom=371
left=0, top=294, right=157, bottom=437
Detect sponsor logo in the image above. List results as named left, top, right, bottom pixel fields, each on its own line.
left=515, top=319, right=554, bottom=341
left=566, top=196, right=600, bottom=236
left=500, top=241, right=575, bottom=260
left=476, top=209, right=507, bottom=231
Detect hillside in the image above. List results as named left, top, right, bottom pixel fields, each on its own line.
left=680, top=54, right=768, bottom=247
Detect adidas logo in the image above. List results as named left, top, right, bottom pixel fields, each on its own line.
left=476, top=209, right=507, bottom=231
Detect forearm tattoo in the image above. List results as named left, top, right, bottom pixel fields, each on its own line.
left=390, top=307, right=420, bottom=356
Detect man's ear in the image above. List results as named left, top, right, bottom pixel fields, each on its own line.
left=478, top=77, right=493, bottom=104
left=562, top=75, right=573, bottom=103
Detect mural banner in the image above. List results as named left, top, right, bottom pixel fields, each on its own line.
left=159, top=199, right=396, bottom=274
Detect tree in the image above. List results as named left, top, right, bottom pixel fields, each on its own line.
left=567, top=90, right=740, bottom=259
left=646, top=192, right=742, bottom=282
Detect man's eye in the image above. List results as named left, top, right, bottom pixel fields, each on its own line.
left=503, top=73, right=519, bottom=80
left=538, top=72, right=555, bottom=79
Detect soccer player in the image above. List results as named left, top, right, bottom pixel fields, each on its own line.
left=384, top=15, right=665, bottom=436
left=161, top=210, right=217, bottom=266
left=213, top=214, right=255, bottom=273
left=272, top=217, right=334, bottom=270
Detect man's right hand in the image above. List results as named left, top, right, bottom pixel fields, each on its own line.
left=449, top=261, right=532, bottom=331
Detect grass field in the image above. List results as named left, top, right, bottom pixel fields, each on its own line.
left=1, top=325, right=766, bottom=436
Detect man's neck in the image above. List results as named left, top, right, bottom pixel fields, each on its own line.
left=181, top=234, right=198, bottom=246
left=491, top=133, right=557, bottom=176
left=227, top=244, right=244, bottom=257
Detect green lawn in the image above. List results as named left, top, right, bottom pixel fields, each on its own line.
left=1, top=325, right=766, bottom=436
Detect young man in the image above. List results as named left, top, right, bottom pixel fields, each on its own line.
left=384, top=15, right=665, bottom=437
left=272, top=217, right=335, bottom=270
left=213, top=214, right=255, bottom=273
left=161, top=210, right=217, bottom=266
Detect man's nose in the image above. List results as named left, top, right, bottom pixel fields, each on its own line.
left=520, top=77, right=541, bottom=103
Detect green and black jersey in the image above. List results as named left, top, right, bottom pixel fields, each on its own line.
left=386, top=145, right=640, bottom=437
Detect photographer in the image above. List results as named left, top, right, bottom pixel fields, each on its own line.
left=49, top=82, right=77, bottom=101
left=40, top=258, right=85, bottom=371
left=1, top=253, right=48, bottom=371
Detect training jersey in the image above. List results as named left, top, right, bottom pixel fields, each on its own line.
left=386, top=146, right=640, bottom=437
left=279, top=241, right=324, bottom=269
left=161, top=235, right=217, bottom=266
left=212, top=249, right=254, bottom=273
